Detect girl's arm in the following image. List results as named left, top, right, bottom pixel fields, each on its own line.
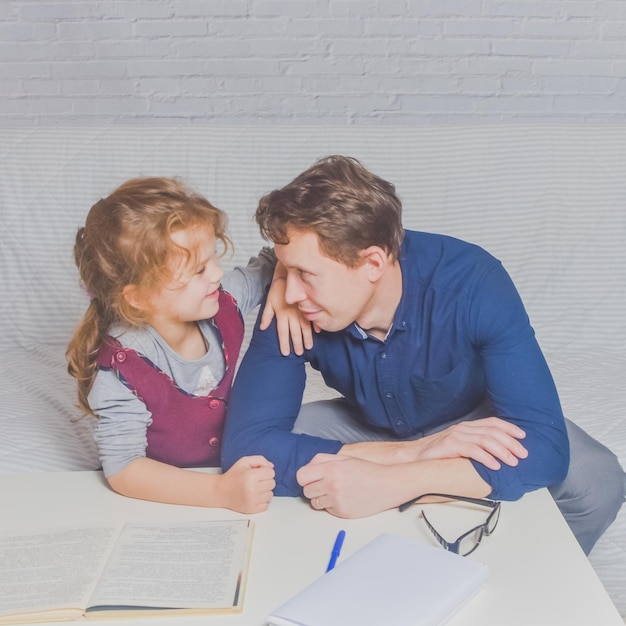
left=91, top=368, right=276, bottom=513
left=222, top=250, right=313, bottom=356
left=107, top=455, right=275, bottom=514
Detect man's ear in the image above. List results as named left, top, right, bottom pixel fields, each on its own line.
left=361, top=246, right=389, bottom=283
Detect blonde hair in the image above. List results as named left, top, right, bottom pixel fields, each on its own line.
left=66, top=177, right=231, bottom=415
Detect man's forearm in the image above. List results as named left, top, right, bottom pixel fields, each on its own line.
left=339, top=440, right=421, bottom=464
left=341, top=416, right=528, bottom=471
left=297, top=454, right=493, bottom=518
left=396, top=457, right=493, bottom=502
left=335, top=415, right=537, bottom=504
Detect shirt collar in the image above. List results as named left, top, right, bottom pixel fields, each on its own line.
left=388, top=233, right=411, bottom=337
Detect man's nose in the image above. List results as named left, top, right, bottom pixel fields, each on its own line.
left=284, top=274, right=304, bottom=305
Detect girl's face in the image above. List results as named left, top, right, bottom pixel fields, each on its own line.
left=147, top=225, right=224, bottom=326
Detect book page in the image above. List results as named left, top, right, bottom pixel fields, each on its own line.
left=0, top=526, right=120, bottom=621
left=87, top=519, right=252, bottom=612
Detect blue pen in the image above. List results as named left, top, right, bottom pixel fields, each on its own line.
left=325, top=529, right=346, bottom=572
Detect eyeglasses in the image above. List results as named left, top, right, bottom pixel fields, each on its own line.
left=399, top=493, right=501, bottom=556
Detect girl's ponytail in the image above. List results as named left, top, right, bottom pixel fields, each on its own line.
left=66, top=300, right=107, bottom=415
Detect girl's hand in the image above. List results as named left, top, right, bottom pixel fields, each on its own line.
left=219, top=456, right=276, bottom=514
left=261, top=276, right=314, bottom=356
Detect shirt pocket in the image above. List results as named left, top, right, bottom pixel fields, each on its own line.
left=409, top=354, right=485, bottom=424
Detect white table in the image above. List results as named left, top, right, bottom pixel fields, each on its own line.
left=1, top=470, right=622, bottom=625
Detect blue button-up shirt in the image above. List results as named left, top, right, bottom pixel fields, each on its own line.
left=223, top=230, right=569, bottom=500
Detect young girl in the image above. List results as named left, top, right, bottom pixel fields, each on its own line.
left=66, top=177, right=307, bottom=514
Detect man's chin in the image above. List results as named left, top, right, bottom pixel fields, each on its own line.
left=315, top=319, right=353, bottom=333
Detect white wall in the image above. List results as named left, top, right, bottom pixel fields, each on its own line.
left=1, top=0, right=626, bottom=125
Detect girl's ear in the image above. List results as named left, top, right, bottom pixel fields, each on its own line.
left=122, top=284, right=149, bottom=312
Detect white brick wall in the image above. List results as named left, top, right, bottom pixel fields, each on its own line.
left=1, top=0, right=625, bottom=125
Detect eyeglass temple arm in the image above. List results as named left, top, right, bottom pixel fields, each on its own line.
left=420, top=510, right=450, bottom=550
left=398, top=492, right=499, bottom=513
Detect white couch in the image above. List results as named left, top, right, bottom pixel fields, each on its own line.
left=1, top=125, right=625, bottom=616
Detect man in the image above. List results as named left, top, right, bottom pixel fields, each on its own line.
left=222, top=155, right=625, bottom=554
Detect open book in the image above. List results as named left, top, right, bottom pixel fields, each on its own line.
left=268, top=533, right=487, bottom=626
left=0, top=519, right=252, bottom=623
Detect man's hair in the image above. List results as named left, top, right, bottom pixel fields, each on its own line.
left=256, top=155, right=404, bottom=266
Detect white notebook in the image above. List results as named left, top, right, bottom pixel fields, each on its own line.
left=267, top=533, right=488, bottom=626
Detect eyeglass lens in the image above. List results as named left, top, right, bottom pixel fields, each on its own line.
left=486, top=503, right=500, bottom=534
left=422, top=500, right=500, bottom=556
left=457, top=527, right=484, bottom=556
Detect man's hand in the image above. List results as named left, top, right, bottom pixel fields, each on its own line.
left=296, top=453, right=400, bottom=518
left=302, top=416, right=528, bottom=518
left=297, top=449, right=496, bottom=519
left=412, top=417, right=528, bottom=470
left=341, top=417, right=528, bottom=471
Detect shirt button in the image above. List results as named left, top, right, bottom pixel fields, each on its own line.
left=209, top=399, right=221, bottom=409
left=380, top=352, right=387, bottom=359
left=209, top=437, right=219, bottom=447
left=385, top=392, right=393, bottom=399
left=114, top=351, right=126, bottom=363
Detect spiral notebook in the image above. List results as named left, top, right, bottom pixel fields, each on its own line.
left=267, top=533, right=488, bottom=626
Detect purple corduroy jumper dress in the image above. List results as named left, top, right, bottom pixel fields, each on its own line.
left=96, top=289, right=244, bottom=468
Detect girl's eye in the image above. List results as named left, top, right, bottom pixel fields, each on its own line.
left=196, top=266, right=206, bottom=275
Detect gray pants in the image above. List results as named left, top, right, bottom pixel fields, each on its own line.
left=293, top=398, right=626, bottom=555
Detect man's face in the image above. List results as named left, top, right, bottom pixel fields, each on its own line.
left=275, top=228, right=374, bottom=333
